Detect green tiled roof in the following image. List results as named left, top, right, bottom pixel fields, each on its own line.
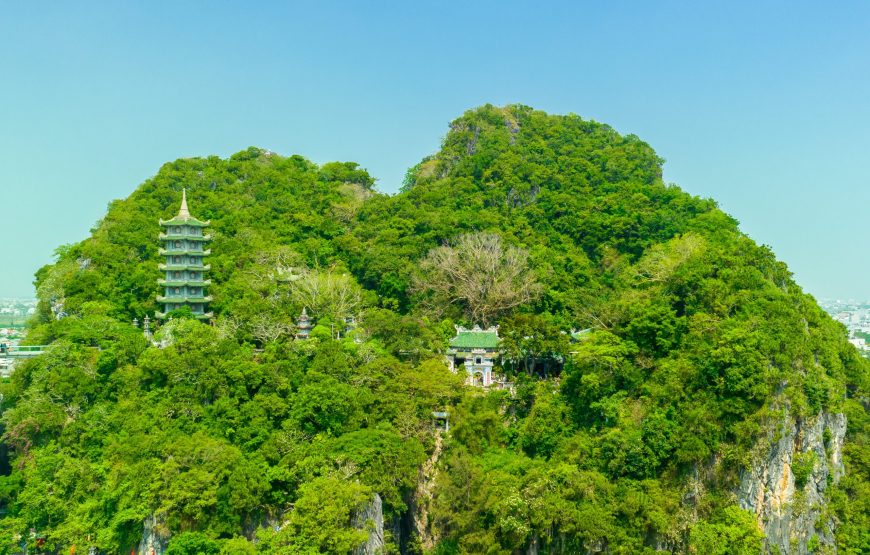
left=157, top=295, right=213, bottom=303
left=158, top=279, right=212, bottom=287
left=159, top=263, right=211, bottom=271
left=159, top=233, right=212, bottom=241
left=160, top=216, right=210, bottom=227
left=156, top=311, right=214, bottom=320
left=159, top=248, right=211, bottom=256
left=449, top=330, right=499, bottom=349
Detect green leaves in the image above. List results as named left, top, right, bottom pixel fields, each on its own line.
left=689, top=506, right=764, bottom=555
left=792, top=451, right=818, bottom=489
left=257, top=476, right=370, bottom=554
left=165, top=531, right=221, bottom=555
left=518, top=385, right=571, bottom=459
left=290, top=372, right=364, bottom=435
left=328, top=427, right=425, bottom=511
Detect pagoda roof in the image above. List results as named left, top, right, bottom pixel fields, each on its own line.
left=160, top=217, right=210, bottom=227
left=159, top=233, right=212, bottom=241
left=159, top=189, right=210, bottom=227
left=159, top=263, right=211, bottom=271
left=449, top=326, right=500, bottom=350
left=159, top=248, right=211, bottom=256
left=158, top=279, right=212, bottom=287
left=157, top=295, right=213, bottom=303
left=156, top=311, right=213, bottom=320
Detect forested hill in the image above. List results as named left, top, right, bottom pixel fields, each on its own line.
left=2, top=105, right=867, bottom=554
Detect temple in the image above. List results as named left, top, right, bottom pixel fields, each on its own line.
left=156, top=189, right=213, bottom=320
left=446, top=325, right=500, bottom=386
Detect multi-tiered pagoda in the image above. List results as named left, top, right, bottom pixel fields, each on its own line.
left=156, top=189, right=213, bottom=320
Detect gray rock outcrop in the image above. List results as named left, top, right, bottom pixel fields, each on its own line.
left=137, top=514, right=171, bottom=555
left=353, top=493, right=384, bottom=555
left=738, top=408, right=847, bottom=554
left=411, top=431, right=443, bottom=551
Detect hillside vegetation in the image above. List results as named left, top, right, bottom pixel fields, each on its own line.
left=0, top=105, right=866, bottom=554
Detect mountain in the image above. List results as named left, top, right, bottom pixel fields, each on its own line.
left=1, top=105, right=866, bottom=554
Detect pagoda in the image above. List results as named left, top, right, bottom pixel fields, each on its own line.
left=296, top=308, right=312, bottom=339
left=156, top=189, right=213, bottom=320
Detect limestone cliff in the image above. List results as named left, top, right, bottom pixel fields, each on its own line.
left=137, top=514, right=171, bottom=555
left=353, top=493, right=385, bottom=555
left=411, top=431, right=443, bottom=551
left=738, top=408, right=847, bottom=554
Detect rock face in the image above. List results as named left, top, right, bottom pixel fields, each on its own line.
left=411, top=432, right=443, bottom=551
left=353, top=493, right=385, bottom=555
left=49, top=298, right=65, bottom=320
left=738, top=409, right=847, bottom=554
left=137, top=514, right=171, bottom=555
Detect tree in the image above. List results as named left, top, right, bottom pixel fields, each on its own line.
left=165, top=532, right=220, bottom=555
left=248, top=314, right=294, bottom=344
left=289, top=268, right=363, bottom=326
left=499, top=314, right=569, bottom=376
left=414, top=232, right=540, bottom=326
left=257, top=476, right=370, bottom=553
left=688, top=506, right=764, bottom=555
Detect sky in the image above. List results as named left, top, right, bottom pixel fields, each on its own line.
left=0, top=1, right=868, bottom=300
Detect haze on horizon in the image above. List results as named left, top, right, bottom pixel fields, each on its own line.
left=1, top=1, right=868, bottom=300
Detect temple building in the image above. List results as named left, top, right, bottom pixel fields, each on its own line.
left=446, top=325, right=500, bottom=387
left=156, top=189, right=213, bottom=320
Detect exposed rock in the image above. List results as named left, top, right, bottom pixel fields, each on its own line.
left=353, top=493, right=384, bottom=555
left=411, top=431, right=443, bottom=551
left=466, top=126, right=480, bottom=155
left=504, top=114, right=520, bottom=145
left=737, top=408, right=847, bottom=554
left=243, top=511, right=284, bottom=541
left=50, top=298, right=65, bottom=320
left=137, top=514, right=170, bottom=555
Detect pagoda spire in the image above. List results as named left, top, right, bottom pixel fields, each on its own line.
left=178, top=188, right=191, bottom=219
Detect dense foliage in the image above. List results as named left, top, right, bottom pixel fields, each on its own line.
left=0, top=105, right=866, bottom=554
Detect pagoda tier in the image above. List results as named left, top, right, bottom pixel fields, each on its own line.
left=157, top=279, right=213, bottom=287
left=159, top=263, right=211, bottom=271
left=158, top=232, right=213, bottom=241
left=156, top=295, right=214, bottom=303
left=155, top=310, right=214, bottom=320
left=157, top=189, right=212, bottom=320
left=159, top=248, right=211, bottom=256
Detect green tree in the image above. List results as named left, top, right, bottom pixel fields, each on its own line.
left=258, top=476, right=370, bottom=553
left=689, top=506, right=764, bottom=555
left=166, top=531, right=220, bottom=555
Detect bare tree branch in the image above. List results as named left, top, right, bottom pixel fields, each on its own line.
left=289, top=268, right=363, bottom=323
left=413, top=232, right=540, bottom=326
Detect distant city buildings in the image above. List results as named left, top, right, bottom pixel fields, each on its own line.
left=0, top=299, right=34, bottom=374
left=0, top=298, right=36, bottom=324
left=820, top=298, right=870, bottom=355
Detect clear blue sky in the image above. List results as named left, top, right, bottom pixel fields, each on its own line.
left=1, top=1, right=868, bottom=300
